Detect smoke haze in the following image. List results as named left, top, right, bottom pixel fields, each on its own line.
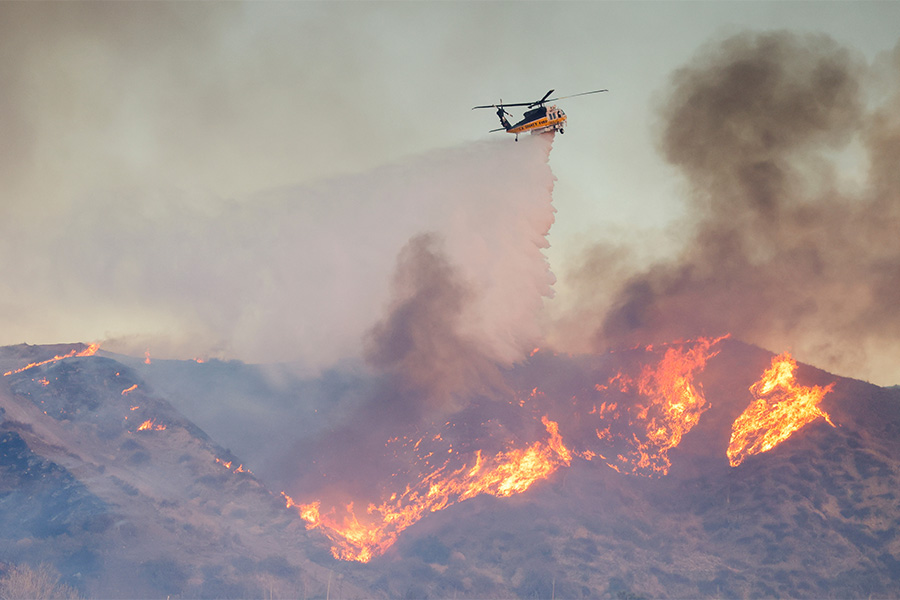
left=0, top=136, right=556, bottom=370
left=365, top=234, right=507, bottom=417
left=554, top=31, right=900, bottom=385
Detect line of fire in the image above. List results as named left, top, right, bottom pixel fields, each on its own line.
left=0, top=337, right=837, bottom=565
left=280, top=335, right=836, bottom=563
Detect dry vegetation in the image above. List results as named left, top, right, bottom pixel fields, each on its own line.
left=0, top=563, right=80, bottom=600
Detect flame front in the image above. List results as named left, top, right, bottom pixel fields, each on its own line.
left=590, top=336, right=724, bottom=476
left=3, top=343, right=100, bottom=376
left=286, top=417, right=571, bottom=562
left=727, top=352, right=835, bottom=467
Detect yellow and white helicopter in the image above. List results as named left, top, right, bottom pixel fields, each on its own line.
left=473, top=88, right=607, bottom=140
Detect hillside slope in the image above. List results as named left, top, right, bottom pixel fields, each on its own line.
left=0, top=344, right=367, bottom=599
left=2, top=340, right=899, bottom=599
left=354, top=339, right=900, bottom=598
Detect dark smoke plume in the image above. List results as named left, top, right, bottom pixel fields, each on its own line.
left=281, top=234, right=508, bottom=500
left=365, top=233, right=506, bottom=419
left=562, top=31, right=900, bottom=384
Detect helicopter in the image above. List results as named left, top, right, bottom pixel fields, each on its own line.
left=473, top=88, right=607, bottom=140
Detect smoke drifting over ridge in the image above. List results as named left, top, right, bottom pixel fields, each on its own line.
left=558, top=32, right=900, bottom=385
left=0, top=136, right=556, bottom=370
left=365, top=234, right=508, bottom=417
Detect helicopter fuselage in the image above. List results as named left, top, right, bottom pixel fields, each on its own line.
left=507, top=105, right=566, bottom=136
left=475, top=88, right=606, bottom=140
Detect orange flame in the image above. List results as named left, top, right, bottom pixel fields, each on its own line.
left=121, top=384, right=138, bottom=396
left=727, top=352, right=835, bottom=467
left=594, top=336, right=724, bottom=476
left=3, top=343, right=100, bottom=376
left=215, top=457, right=251, bottom=474
left=287, top=337, right=727, bottom=561
left=284, top=495, right=322, bottom=527
left=144, top=349, right=152, bottom=365
left=137, top=419, right=166, bottom=431
left=287, top=417, right=571, bottom=562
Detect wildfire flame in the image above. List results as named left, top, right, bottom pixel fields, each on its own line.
left=588, top=336, right=725, bottom=476
left=136, top=419, right=166, bottom=431
left=284, top=337, right=728, bottom=562
left=283, top=336, right=841, bottom=562
left=3, top=343, right=100, bottom=376
left=215, top=457, right=250, bottom=474
left=121, top=384, right=138, bottom=396
left=727, top=352, right=835, bottom=467
left=285, top=416, right=571, bottom=563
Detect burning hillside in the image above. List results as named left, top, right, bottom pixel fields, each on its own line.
left=300, top=338, right=898, bottom=599
left=2, top=339, right=899, bottom=598
left=280, top=335, right=854, bottom=568
left=727, top=352, right=836, bottom=467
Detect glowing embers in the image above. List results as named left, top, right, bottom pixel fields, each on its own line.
left=3, top=343, right=100, bottom=376
left=727, top=352, right=835, bottom=467
left=215, top=457, right=250, bottom=474
left=588, top=336, right=724, bottom=476
left=136, top=418, right=166, bottom=431
left=284, top=416, right=571, bottom=563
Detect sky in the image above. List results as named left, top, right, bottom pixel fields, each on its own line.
left=2, top=1, right=900, bottom=383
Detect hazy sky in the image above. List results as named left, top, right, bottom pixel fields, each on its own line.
left=2, top=1, right=900, bottom=381
left=4, top=2, right=898, bottom=234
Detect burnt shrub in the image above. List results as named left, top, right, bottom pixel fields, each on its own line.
left=407, top=535, right=451, bottom=565
left=126, top=451, right=150, bottom=466
left=258, top=555, right=299, bottom=578
left=140, top=557, right=189, bottom=596
left=59, top=546, right=102, bottom=582
left=196, top=576, right=252, bottom=599
left=514, top=567, right=555, bottom=599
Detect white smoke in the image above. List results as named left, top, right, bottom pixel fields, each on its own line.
left=0, top=135, right=556, bottom=371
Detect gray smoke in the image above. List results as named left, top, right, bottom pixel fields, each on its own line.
left=365, top=234, right=506, bottom=418
left=559, top=31, right=900, bottom=384
left=278, top=233, right=513, bottom=501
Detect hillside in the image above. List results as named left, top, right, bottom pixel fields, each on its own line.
left=1, top=340, right=899, bottom=598
left=360, top=340, right=900, bottom=598
left=0, top=344, right=366, bottom=599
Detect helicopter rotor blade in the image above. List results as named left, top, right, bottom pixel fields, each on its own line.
left=474, top=88, right=607, bottom=110
left=543, top=89, right=608, bottom=103
left=526, top=90, right=555, bottom=108
left=528, top=89, right=555, bottom=107
left=473, top=99, right=536, bottom=110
